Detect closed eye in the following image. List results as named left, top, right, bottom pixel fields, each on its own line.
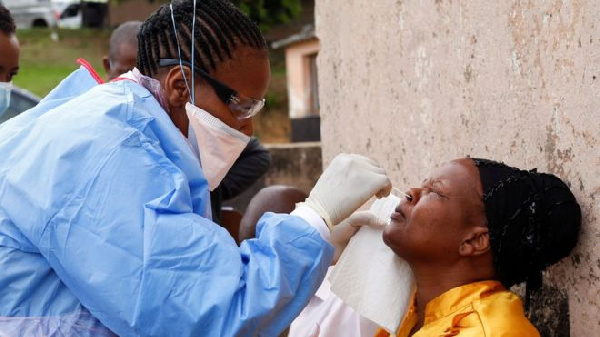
left=424, top=186, right=448, bottom=199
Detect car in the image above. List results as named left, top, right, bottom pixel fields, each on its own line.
left=0, top=85, right=40, bottom=124
left=0, top=0, right=79, bottom=29
left=58, top=2, right=81, bottom=29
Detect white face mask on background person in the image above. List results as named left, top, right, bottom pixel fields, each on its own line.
left=0, top=82, right=12, bottom=117
left=186, top=102, right=250, bottom=191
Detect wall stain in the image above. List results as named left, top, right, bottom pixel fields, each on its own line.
left=528, top=285, right=570, bottom=337
left=464, top=64, right=473, bottom=82
left=572, top=253, right=581, bottom=267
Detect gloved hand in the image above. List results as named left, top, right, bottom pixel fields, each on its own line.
left=330, top=210, right=387, bottom=265
left=299, top=153, right=392, bottom=229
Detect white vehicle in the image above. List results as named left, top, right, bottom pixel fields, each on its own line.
left=58, top=1, right=81, bottom=29
left=0, top=0, right=79, bottom=29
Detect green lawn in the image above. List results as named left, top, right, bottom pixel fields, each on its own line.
left=12, top=28, right=290, bottom=142
left=14, top=29, right=110, bottom=97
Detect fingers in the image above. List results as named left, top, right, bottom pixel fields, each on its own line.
left=342, top=154, right=392, bottom=198
left=375, top=177, right=392, bottom=198
left=347, top=211, right=387, bottom=229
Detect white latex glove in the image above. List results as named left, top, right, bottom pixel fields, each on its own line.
left=330, top=211, right=387, bottom=265
left=299, top=153, right=392, bottom=229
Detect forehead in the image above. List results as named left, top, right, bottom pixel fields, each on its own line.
left=211, top=48, right=270, bottom=99
left=427, top=159, right=482, bottom=197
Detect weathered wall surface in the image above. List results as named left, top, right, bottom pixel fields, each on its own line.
left=316, top=0, right=599, bottom=335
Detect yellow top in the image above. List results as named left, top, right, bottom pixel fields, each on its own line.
left=375, top=280, right=540, bottom=337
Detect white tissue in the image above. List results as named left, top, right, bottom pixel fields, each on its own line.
left=329, top=195, right=415, bottom=336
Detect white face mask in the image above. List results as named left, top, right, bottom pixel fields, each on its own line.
left=0, top=82, right=12, bottom=117
left=168, top=2, right=249, bottom=190
left=186, top=102, right=250, bottom=191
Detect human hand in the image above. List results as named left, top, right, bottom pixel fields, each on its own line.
left=299, top=153, right=392, bottom=229
left=330, top=211, right=386, bottom=265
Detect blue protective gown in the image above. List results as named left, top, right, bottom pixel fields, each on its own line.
left=0, top=67, right=333, bottom=337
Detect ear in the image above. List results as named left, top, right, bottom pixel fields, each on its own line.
left=102, top=56, right=111, bottom=75
left=163, top=66, right=193, bottom=110
left=459, top=226, right=491, bottom=257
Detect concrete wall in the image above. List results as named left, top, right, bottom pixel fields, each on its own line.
left=316, top=0, right=599, bottom=335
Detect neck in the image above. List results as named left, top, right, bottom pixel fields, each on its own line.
left=169, top=106, right=189, bottom=136
left=411, top=263, right=494, bottom=329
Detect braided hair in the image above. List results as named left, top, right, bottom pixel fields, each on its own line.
left=137, top=0, right=267, bottom=77
left=471, top=158, right=581, bottom=293
left=0, top=4, right=16, bottom=35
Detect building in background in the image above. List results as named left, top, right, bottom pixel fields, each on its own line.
left=272, top=24, right=320, bottom=142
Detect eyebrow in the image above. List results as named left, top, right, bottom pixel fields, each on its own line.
left=422, top=178, right=449, bottom=193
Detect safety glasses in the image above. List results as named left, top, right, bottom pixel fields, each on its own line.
left=158, top=59, right=265, bottom=119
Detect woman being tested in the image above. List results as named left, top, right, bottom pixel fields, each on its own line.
left=0, top=0, right=391, bottom=336
left=377, top=158, right=580, bottom=336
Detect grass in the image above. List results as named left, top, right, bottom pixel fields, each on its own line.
left=13, top=28, right=291, bottom=142
left=14, top=28, right=110, bottom=97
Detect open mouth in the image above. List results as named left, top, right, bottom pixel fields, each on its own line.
left=390, top=205, right=405, bottom=221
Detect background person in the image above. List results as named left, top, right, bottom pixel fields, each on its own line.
left=377, top=158, right=580, bottom=336
left=102, top=21, right=141, bottom=81
left=238, top=185, right=308, bottom=242
left=0, top=0, right=392, bottom=336
left=0, top=4, right=19, bottom=116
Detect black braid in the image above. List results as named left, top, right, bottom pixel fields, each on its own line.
left=472, top=158, right=581, bottom=293
left=137, top=0, right=267, bottom=76
left=0, top=5, right=16, bottom=35
left=200, top=4, right=235, bottom=57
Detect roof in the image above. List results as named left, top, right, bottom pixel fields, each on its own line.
left=271, top=24, right=316, bottom=50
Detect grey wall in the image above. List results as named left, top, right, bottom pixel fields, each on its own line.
left=316, top=0, right=600, bottom=335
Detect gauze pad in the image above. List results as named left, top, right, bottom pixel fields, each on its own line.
left=329, top=194, right=415, bottom=336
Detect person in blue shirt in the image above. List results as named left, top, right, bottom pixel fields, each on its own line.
left=0, top=1, right=391, bottom=336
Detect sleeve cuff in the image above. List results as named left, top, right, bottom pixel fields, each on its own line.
left=291, top=206, right=330, bottom=242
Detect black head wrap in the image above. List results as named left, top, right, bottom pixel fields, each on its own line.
left=471, top=158, right=581, bottom=295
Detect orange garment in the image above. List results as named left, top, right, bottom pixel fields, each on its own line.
left=375, top=280, right=540, bottom=337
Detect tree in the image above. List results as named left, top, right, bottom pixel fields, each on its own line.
left=230, top=0, right=302, bottom=30
left=112, top=0, right=302, bottom=30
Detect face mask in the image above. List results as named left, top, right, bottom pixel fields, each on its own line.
left=186, top=102, right=250, bottom=191
left=169, top=2, right=249, bottom=190
left=0, top=82, right=12, bottom=117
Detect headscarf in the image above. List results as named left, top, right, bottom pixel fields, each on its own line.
left=471, top=158, right=581, bottom=296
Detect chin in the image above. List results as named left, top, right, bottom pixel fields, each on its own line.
left=382, top=226, right=394, bottom=248
left=382, top=226, right=409, bottom=259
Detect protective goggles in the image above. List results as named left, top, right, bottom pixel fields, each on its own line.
left=159, top=59, right=265, bottom=119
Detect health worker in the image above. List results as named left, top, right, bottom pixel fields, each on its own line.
left=0, top=4, right=19, bottom=117
left=0, top=1, right=391, bottom=336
